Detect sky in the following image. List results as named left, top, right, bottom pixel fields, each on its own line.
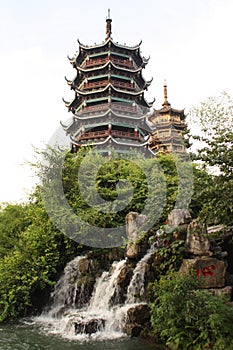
left=1, top=0, right=233, bottom=203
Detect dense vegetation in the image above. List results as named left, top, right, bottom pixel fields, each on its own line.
left=0, top=151, right=187, bottom=321
left=0, top=93, right=232, bottom=349
left=150, top=271, right=233, bottom=349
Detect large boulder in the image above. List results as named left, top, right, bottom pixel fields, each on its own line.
left=74, top=318, right=105, bottom=335
left=126, top=212, right=147, bottom=259
left=123, top=304, right=150, bottom=337
left=179, top=257, right=227, bottom=288
left=185, top=219, right=212, bottom=256
left=123, top=323, right=143, bottom=337
left=126, top=304, right=150, bottom=324
left=167, top=209, right=192, bottom=227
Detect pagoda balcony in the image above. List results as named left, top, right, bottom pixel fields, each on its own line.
left=83, top=79, right=135, bottom=91
left=76, top=129, right=143, bottom=142
left=77, top=130, right=109, bottom=141
left=85, top=57, right=108, bottom=68
left=84, top=57, right=134, bottom=69
left=111, top=58, right=134, bottom=69
left=79, top=102, right=139, bottom=115
left=111, top=129, right=144, bottom=141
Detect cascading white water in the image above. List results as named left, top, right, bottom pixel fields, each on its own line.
left=89, top=259, right=125, bottom=310
left=34, top=249, right=154, bottom=341
left=126, top=251, right=153, bottom=304
left=48, top=256, right=86, bottom=317
left=34, top=258, right=130, bottom=340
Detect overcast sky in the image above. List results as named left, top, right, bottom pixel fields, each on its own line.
left=1, top=0, right=233, bottom=203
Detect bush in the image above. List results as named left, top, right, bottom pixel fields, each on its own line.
left=150, top=271, right=233, bottom=349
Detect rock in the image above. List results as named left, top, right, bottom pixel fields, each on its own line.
left=126, top=304, right=150, bottom=324
left=185, top=219, right=212, bottom=256
left=179, top=257, right=227, bottom=288
left=74, top=318, right=105, bottom=335
left=208, top=286, right=232, bottom=301
left=126, top=212, right=147, bottom=259
left=115, top=265, right=134, bottom=303
left=78, top=258, right=90, bottom=275
left=123, top=304, right=150, bottom=337
left=123, top=323, right=143, bottom=337
left=126, top=212, right=147, bottom=241
left=167, top=209, right=192, bottom=227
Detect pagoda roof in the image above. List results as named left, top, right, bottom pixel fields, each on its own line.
left=62, top=95, right=82, bottom=109
left=74, top=109, right=146, bottom=120
left=149, top=81, right=185, bottom=121
left=74, top=83, right=145, bottom=97
left=77, top=37, right=142, bottom=52
left=65, top=85, right=154, bottom=108
left=152, top=105, right=185, bottom=116
left=76, top=60, right=142, bottom=74
left=68, top=14, right=149, bottom=68
left=70, top=134, right=150, bottom=148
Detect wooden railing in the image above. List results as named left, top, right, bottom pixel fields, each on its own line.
left=83, top=79, right=135, bottom=91
left=80, top=103, right=138, bottom=115
left=111, top=129, right=143, bottom=141
left=84, top=57, right=134, bottom=69
left=77, top=129, right=143, bottom=142
left=78, top=130, right=109, bottom=140
left=111, top=58, right=134, bottom=68
left=85, top=58, right=108, bottom=67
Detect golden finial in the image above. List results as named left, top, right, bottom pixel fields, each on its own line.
left=106, top=9, right=112, bottom=39
left=162, top=79, right=170, bottom=107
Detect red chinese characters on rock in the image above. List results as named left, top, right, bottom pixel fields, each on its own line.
left=197, top=264, right=217, bottom=277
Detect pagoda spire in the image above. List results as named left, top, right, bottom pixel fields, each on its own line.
left=162, top=79, right=171, bottom=107
left=106, top=9, right=112, bottom=39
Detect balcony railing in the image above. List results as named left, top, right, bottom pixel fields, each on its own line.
left=79, top=102, right=138, bottom=115
left=111, top=58, right=134, bottom=69
left=84, top=57, right=134, bottom=69
left=83, top=79, right=135, bottom=91
left=76, top=129, right=143, bottom=142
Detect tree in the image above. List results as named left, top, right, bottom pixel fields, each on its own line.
left=188, top=92, right=233, bottom=225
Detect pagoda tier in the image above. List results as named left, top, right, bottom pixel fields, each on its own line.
left=62, top=13, right=154, bottom=155
left=148, top=82, right=187, bottom=154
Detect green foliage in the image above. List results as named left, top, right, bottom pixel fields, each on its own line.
left=189, top=93, right=233, bottom=225
left=150, top=271, right=233, bottom=349
left=36, top=147, right=181, bottom=233
left=0, top=148, right=183, bottom=322
left=0, top=203, right=32, bottom=258
left=0, top=198, right=81, bottom=322
left=149, top=227, right=185, bottom=278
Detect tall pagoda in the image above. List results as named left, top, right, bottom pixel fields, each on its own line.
left=148, top=81, right=187, bottom=154
left=61, top=12, right=154, bottom=155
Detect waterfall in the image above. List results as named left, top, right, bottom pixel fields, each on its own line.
left=89, top=259, right=126, bottom=310
left=48, top=256, right=86, bottom=317
left=126, top=251, right=153, bottom=304
left=34, top=251, right=153, bottom=341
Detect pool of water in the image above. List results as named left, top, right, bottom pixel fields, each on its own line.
left=0, top=321, right=162, bottom=350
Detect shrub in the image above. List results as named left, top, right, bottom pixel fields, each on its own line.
left=150, top=271, right=233, bottom=349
